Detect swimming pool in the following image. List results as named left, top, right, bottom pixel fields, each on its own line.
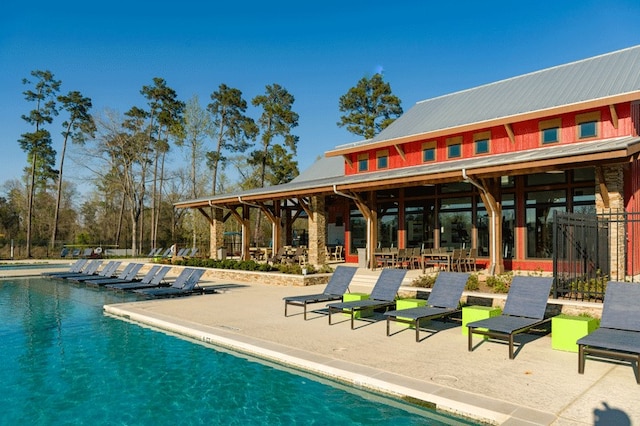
left=0, top=262, right=68, bottom=270
left=0, top=277, right=477, bottom=425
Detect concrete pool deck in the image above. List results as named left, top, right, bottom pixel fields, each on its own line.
left=5, top=261, right=640, bottom=424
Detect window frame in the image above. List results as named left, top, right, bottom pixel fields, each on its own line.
left=539, top=118, right=561, bottom=145
left=421, top=141, right=437, bottom=163
left=576, top=111, right=600, bottom=140
left=357, top=153, right=369, bottom=172
left=376, top=149, right=389, bottom=170
left=446, top=136, right=462, bottom=159
left=473, top=131, right=491, bottom=155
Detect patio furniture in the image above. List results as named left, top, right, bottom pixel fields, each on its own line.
left=384, top=272, right=469, bottom=342
left=327, top=269, right=407, bottom=329
left=578, top=281, right=640, bottom=384
left=283, top=266, right=357, bottom=319
left=467, top=276, right=554, bottom=359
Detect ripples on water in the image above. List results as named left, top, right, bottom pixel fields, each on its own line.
left=0, top=277, right=477, bottom=425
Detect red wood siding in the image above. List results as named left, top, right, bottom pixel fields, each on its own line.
left=344, top=103, right=633, bottom=175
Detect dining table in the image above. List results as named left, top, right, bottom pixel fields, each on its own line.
left=421, top=250, right=452, bottom=273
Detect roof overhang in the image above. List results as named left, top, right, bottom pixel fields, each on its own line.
left=175, top=136, right=640, bottom=210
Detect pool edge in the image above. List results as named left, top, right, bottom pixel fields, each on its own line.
left=104, top=303, right=555, bottom=425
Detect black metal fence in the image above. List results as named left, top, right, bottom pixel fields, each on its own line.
left=553, top=210, right=640, bottom=301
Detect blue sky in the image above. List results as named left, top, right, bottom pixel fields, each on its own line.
left=2, top=1, right=640, bottom=197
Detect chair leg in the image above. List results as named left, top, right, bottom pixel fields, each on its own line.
left=415, top=318, right=420, bottom=342
left=468, top=327, right=474, bottom=352
left=578, top=344, right=585, bottom=374
left=508, top=335, right=515, bottom=359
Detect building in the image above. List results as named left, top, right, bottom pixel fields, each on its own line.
left=175, top=45, right=640, bottom=275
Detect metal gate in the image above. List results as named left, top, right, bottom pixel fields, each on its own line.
left=553, top=210, right=640, bottom=301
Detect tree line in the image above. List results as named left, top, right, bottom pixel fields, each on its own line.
left=0, top=70, right=402, bottom=258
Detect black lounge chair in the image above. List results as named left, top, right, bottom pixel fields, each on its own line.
left=467, top=275, right=554, bottom=359
left=68, top=261, right=122, bottom=283
left=578, top=281, right=640, bottom=384
left=134, top=268, right=206, bottom=297
left=86, top=263, right=143, bottom=287
left=327, top=269, right=407, bottom=329
left=43, top=259, right=88, bottom=277
left=106, top=266, right=172, bottom=291
left=283, top=266, right=357, bottom=320
left=384, top=272, right=469, bottom=342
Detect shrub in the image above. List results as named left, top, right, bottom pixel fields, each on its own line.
left=485, top=272, right=513, bottom=294
left=465, top=273, right=479, bottom=291
left=411, top=274, right=437, bottom=288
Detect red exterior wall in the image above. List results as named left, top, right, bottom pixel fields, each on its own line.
left=344, top=103, right=633, bottom=176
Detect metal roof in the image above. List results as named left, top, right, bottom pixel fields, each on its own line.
left=335, top=45, right=640, bottom=150
left=175, top=136, right=640, bottom=208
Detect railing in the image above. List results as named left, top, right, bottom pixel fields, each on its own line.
left=553, top=210, right=640, bottom=302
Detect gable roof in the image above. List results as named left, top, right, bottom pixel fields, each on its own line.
left=328, top=45, right=640, bottom=155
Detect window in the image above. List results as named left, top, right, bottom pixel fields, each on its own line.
left=446, top=136, right=462, bottom=159
left=422, top=141, right=436, bottom=162
left=473, top=131, right=490, bottom=155
left=542, top=128, right=559, bottom=144
left=526, top=190, right=566, bottom=258
left=376, top=150, right=388, bottom=169
left=357, top=154, right=368, bottom=172
left=475, top=139, right=489, bottom=154
left=579, top=121, right=597, bottom=139
left=576, top=111, right=600, bottom=140
left=439, top=197, right=471, bottom=249
left=539, top=118, right=561, bottom=144
left=377, top=204, right=398, bottom=248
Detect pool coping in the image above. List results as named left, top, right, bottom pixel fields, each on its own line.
left=104, top=303, right=555, bottom=425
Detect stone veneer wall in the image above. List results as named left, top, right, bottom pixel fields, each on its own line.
left=308, top=195, right=327, bottom=266
left=595, top=164, right=626, bottom=281
left=200, top=268, right=331, bottom=287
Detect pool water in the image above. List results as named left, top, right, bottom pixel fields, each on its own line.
left=0, top=263, right=68, bottom=270
left=0, top=277, right=478, bottom=425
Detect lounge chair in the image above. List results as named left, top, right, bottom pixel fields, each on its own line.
left=327, top=269, right=407, bottom=329
left=283, top=266, right=357, bottom=320
left=42, top=259, right=88, bottom=277
left=68, top=261, right=122, bottom=283
left=86, top=263, right=144, bottom=287
left=467, top=276, right=554, bottom=359
left=100, top=265, right=160, bottom=289
left=578, top=281, right=640, bottom=384
left=55, top=260, right=103, bottom=280
left=187, top=247, right=198, bottom=257
left=384, top=272, right=469, bottom=342
left=134, top=268, right=206, bottom=297
left=106, top=266, right=172, bottom=291
left=147, top=248, right=163, bottom=257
